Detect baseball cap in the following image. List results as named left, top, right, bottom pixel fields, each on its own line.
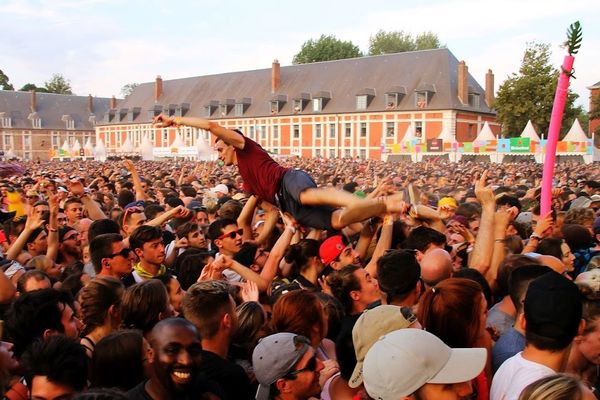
left=211, top=184, right=229, bottom=195
left=524, top=271, right=582, bottom=341
left=570, top=196, right=592, bottom=210
left=319, top=235, right=346, bottom=266
left=591, top=194, right=600, bottom=203
left=253, top=333, right=311, bottom=400
left=438, top=196, right=458, bottom=209
left=349, top=305, right=417, bottom=388
left=363, top=329, right=486, bottom=399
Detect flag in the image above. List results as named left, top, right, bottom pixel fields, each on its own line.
left=462, top=142, right=473, bottom=152
left=510, top=137, right=530, bottom=152
left=497, top=139, right=511, bottom=153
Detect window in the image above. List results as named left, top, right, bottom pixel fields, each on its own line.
left=23, top=136, right=31, bottom=148
left=162, top=130, right=169, bottom=143
left=356, top=95, right=368, bottom=110
left=219, top=104, right=229, bottom=117
left=315, top=148, right=321, bottom=157
left=293, top=125, right=300, bottom=139
left=468, top=93, right=480, bottom=108
left=204, top=106, right=213, bottom=117
left=344, top=149, right=351, bottom=158
left=52, top=136, right=59, bottom=146
left=273, top=126, right=279, bottom=139
left=360, top=122, right=367, bottom=137
left=260, top=126, right=266, bottom=140
left=249, top=126, right=255, bottom=140
left=386, top=122, right=395, bottom=137
left=415, top=121, right=423, bottom=138
left=359, top=149, right=367, bottom=159
left=1, top=117, right=12, bottom=128
left=315, top=124, right=322, bottom=138
left=66, top=120, right=74, bottom=130
left=385, top=93, right=399, bottom=108
left=293, top=99, right=303, bottom=113
left=270, top=101, right=280, bottom=114
left=329, top=123, right=336, bottom=138
left=32, top=118, right=42, bottom=129
left=234, top=103, right=244, bottom=117
left=23, top=152, right=31, bottom=161
left=415, top=92, right=428, bottom=109
left=4, top=136, right=11, bottom=146
left=329, top=149, right=336, bottom=158
left=312, top=98, right=322, bottom=112
left=345, top=123, right=352, bottom=138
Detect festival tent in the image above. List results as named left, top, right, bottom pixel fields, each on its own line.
left=437, top=124, right=456, bottom=144
left=140, top=135, right=154, bottom=161
left=71, top=140, right=82, bottom=158
left=196, top=135, right=213, bottom=161
left=83, top=138, right=94, bottom=157
left=121, top=137, right=134, bottom=153
left=563, top=118, right=588, bottom=142
left=5, top=149, right=16, bottom=159
left=474, top=121, right=496, bottom=141
left=170, top=133, right=185, bottom=150
left=60, top=140, right=72, bottom=158
left=402, top=124, right=416, bottom=143
left=520, top=120, right=541, bottom=142
left=94, top=138, right=107, bottom=162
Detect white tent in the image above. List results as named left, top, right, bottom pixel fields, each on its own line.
left=520, top=120, right=541, bottom=142
left=94, top=138, right=107, bottom=162
left=140, top=135, right=154, bottom=161
left=196, top=135, right=213, bottom=161
left=437, top=124, right=456, bottom=143
left=83, top=138, right=94, bottom=157
left=475, top=121, right=496, bottom=141
left=170, top=133, right=185, bottom=150
left=563, top=118, right=588, bottom=142
left=5, top=149, right=16, bottom=159
left=121, top=136, right=134, bottom=153
left=402, top=125, right=416, bottom=143
left=61, top=140, right=71, bottom=157
left=71, top=139, right=82, bottom=157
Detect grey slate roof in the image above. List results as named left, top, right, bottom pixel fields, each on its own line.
left=0, top=91, right=112, bottom=130
left=103, top=48, right=494, bottom=125
left=588, top=81, right=600, bottom=89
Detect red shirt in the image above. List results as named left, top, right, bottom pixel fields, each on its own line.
left=235, top=135, right=289, bottom=204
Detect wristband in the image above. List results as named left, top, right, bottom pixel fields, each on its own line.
left=530, top=233, right=542, bottom=241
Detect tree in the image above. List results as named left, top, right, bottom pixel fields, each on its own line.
left=20, top=83, right=49, bottom=93
left=494, top=42, right=579, bottom=138
left=368, top=30, right=443, bottom=55
left=44, top=73, right=73, bottom=95
left=292, top=35, right=362, bottom=64
left=0, top=69, right=14, bottom=90
left=120, top=83, right=139, bottom=97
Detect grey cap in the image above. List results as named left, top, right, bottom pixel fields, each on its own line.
left=570, top=196, right=592, bottom=210
left=252, top=332, right=311, bottom=400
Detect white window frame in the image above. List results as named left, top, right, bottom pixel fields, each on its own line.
left=293, top=125, right=300, bottom=139
left=386, top=122, right=395, bottom=138
left=273, top=125, right=279, bottom=139
left=345, top=123, right=352, bottom=138
left=329, top=123, right=336, bottom=138
left=234, top=103, right=244, bottom=117
left=356, top=95, right=368, bottom=110
left=312, top=98, right=322, bottom=112
left=315, top=124, right=321, bottom=138
left=385, top=93, right=399, bottom=108
left=360, top=122, right=367, bottom=137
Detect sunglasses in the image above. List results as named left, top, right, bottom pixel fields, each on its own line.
left=106, top=248, right=132, bottom=259
left=284, top=356, right=318, bottom=378
left=217, top=228, right=243, bottom=241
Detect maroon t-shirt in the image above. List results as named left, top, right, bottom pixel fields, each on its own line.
left=235, top=134, right=289, bottom=204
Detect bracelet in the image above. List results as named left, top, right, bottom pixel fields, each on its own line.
left=48, top=228, right=57, bottom=232
left=383, top=215, right=393, bottom=226
left=494, top=239, right=505, bottom=243
left=529, top=234, right=542, bottom=241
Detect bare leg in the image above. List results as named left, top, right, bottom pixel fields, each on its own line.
left=300, top=187, right=362, bottom=208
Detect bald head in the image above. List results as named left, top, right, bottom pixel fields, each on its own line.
left=150, top=317, right=198, bottom=344
left=420, top=248, right=453, bottom=287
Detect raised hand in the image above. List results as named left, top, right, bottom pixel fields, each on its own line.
left=152, top=114, right=175, bottom=128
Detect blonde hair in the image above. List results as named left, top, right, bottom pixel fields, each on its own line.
left=519, top=374, right=584, bottom=400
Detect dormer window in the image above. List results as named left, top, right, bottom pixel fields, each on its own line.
left=312, top=98, right=322, bottom=112
left=147, top=105, right=162, bottom=121
left=312, top=91, right=331, bottom=113
left=414, top=84, right=436, bottom=109
left=293, top=93, right=311, bottom=113
left=29, top=112, right=42, bottom=129
left=175, top=103, right=190, bottom=117
left=385, top=86, right=406, bottom=109
left=219, top=99, right=235, bottom=117
left=234, top=98, right=251, bottom=117
left=468, top=87, right=481, bottom=108
left=204, top=101, right=218, bottom=117
left=355, top=88, right=375, bottom=111
left=270, top=95, right=287, bottom=115
left=0, top=113, right=11, bottom=128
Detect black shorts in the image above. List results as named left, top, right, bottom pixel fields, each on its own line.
left=277, top=169, right=335, bottom=231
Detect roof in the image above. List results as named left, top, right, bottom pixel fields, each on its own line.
left=475, top=121, right=496, bottom=141
left=102, top=48, right=494, bottom=125
left=563, top=118, right=589, bottom=141
left=0, top=91, right=112, bottom=130
left=520, top=120, right=541, bottom=142
left=588, top=81, right=600, bottom=90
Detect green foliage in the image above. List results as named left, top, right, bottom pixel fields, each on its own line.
left=44, top=73, right=73, bottom=95
left=368, top=30, right=443, bottom=55
left=495, top=42, right=580, bottom=138
left=0, top=69, right=14, bottom=90
left=292, top=35, right=362, bottom=64
left=120, top=83, right=139, bottom=97
left=20, top=83, right=49, bottom=93
left=566, top=21, right=582, bottom=55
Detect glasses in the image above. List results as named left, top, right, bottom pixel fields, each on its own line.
left=106, top=248, right=132, bottom=259
left=217, top=228, right=243, bottom=241
left=122, top=206, right=144, bottom=227
left=284, top=356, right=318, bottom=378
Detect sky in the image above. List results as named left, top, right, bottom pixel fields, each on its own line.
left=1, top=0, right=599, bottom=110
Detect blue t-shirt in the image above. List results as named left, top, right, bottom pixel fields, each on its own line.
left=492, top=327, right=526, bottom=374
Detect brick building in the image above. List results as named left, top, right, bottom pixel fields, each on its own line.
left=0, top=90, right=112, bottom=160
left=97, top=48, right=499, bottom=159
left=589, top=81, right=600, bottom=147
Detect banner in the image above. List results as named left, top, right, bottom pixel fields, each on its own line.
left=461, top=142, right=473, bottom=153
left=497, top=139, right=511, bottom=153
left=426, top=139, right=443, bottom=152
left=510, top=137, right=531, bottom=152
left=557, top=141, right=568, bottom=152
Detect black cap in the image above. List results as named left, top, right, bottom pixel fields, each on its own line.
left=524, top=271, right=582, bottom=341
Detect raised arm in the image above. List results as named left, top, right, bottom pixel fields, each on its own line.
left=153, top=115, right=245, bottom=149
left=469, top=172, right=496, bottom=275
left=365, top=214, right=394, bottom=277
left=45, top=194, right=59, bottom=262
left=68, top=180, right=107, bottom=221
left=123, top=159, right=147, bottom=202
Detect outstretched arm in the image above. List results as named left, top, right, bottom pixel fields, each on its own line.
left=153, top=115, right=245, bottom=149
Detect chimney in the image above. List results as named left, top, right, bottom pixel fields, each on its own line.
left=271, top=59, right=280, bottom=94
left=485, top=69, right=495, bottom=108
left=110, top=95, right=117, bottom=110
left=30, top=90, right=36, bottom=113
left=457, top=61, right=468, bottom=105
left=155, top=75, right=163, bottom=102
left=87, top=94, right=93, bottom=113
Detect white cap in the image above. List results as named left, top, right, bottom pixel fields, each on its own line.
left=211, top=184, right=229, bottom=195
left=363, top=329, right=486, bottom=399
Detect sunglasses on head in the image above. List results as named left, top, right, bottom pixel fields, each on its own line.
left=217, top=228, right=243, bottom=241
left=106, top=248, right=132, bottom=259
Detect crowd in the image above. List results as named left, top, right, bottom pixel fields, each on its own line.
left=0, top=115, right=599, bottom=400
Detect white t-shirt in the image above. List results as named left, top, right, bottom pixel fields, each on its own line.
left=490, top=352, right=555, bottom=400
